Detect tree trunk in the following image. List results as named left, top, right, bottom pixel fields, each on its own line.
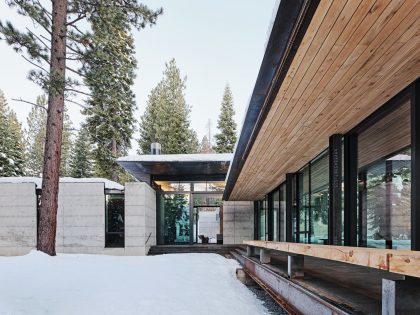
left=111, top=138, right=118, bottom=182
left=37, top=0, right=67, bottom=256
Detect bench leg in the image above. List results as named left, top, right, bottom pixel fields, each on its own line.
left=260, top=249, right=271, bottom=264
left=382, top=277, right=420, bottom=315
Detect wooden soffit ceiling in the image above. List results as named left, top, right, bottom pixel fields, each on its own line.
left=230, top=0, right=420, bottom=201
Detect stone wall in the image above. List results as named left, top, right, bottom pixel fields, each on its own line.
left=0, top=183, right=37, bottom=256
left=125, top=182, right=156, bottom=255
left=223, top=201, right=254, bottom=244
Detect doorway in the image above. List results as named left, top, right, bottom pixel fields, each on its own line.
left=192, top=206, right=221, bottom=244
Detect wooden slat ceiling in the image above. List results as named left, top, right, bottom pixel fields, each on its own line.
left=230, top=0, right=420, bottom=201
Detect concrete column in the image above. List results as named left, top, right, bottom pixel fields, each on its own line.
left=246, top=245, right=253, bottom=257
left=288, top=254, right=304, bottom=279
left=260, top=249, right=271, bottom=264
left=382, top=277, right=420, bottom=315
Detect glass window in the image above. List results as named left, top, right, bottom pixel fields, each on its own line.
left=193, top=182, right=207, bottom=191
left=193, top=194, right=223, bottom=206
left=271, top=190, right=279, bottom=241
left=259, top=199, right=267, bottom=240
left=160, top=193, right=190, bottom=244
left=207, top=181, right=226, bottom=192
left=279, top=183, right=286, bottom=242
left=105, top=194, right=125, bottom=248
left=297, top=166, right=310, bottom=243
left=310, top=152, right=329, bottom=244
left=154, top=181, right=191, bottom=192
left=358, top=99, right=411, bottom=250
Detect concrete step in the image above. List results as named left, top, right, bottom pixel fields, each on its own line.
left=148, top=244, right=242, bottom=256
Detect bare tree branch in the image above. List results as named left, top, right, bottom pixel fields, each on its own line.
left=22, top=55, right=49, bottom=72
left=12, top=97, right=47, bottom=111
left=65, top=88, right=91, bottom=97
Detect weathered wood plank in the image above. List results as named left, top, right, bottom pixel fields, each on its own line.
left=243, top=240, right=420, bottom=278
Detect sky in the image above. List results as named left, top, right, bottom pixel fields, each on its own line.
left=0, top=0, right=277, bottom=154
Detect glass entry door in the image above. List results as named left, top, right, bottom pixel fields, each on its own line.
left=193, top=206, right=221, bottom=243
left=160, top=193, right=190, bottom=244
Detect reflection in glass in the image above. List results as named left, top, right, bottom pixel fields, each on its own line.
left=279, top=184, right=286, bottom=242
left=271, top=190, right=279, bottom=241
left=259, top=199, right=267, bottom=240
left=105, top=194, right=125, bottom=247
left=359, top=148, right=411, bottom=249
left=193, top=194, right=223, bottom=207
left=310, top=152, right=329, bottom=244
left=298, top=166, right=310, bottom=243
left=161, top=193, right=190, bottom=244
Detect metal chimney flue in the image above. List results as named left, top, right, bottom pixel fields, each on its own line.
left=151, top=142, right=161, bottom=155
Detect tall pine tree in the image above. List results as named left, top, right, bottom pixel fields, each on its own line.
left=83, top=1, right=139, bottom=182
left=60, top=109, right=73, bottom=177
left=25, top=97, right=73, bottom=177
left=25, top=95, right=47, bottom=177
left=69, top=123, right=94, bottom=178
left=214, top=85, right=237, bottom=153
left=0, top=90, right=25, bottom=176
left=139, top=59, right=199, bottom=154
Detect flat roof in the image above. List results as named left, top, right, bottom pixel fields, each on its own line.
left=225, top=0, right=420, bottom=201
left=117, top=154, right=233, bottom=182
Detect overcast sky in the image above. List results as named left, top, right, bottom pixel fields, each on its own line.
left=0, top=0, right=277, bottom=154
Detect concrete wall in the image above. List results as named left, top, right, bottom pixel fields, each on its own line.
left=56, top=183, right=109, bottom=255
left=0, top=183, right=37, bottom=256
left=125, top=182, right=156, bottom=255
left=223, top=201, right=254, bottom=244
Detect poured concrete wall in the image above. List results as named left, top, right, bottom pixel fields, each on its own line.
left=0, top=183, right=37, bottom=256
left=56, top=182, right=107, bottom=255
left=125, top=182, right=156, bottom=255
left=223, top=201, right=254, bottom=244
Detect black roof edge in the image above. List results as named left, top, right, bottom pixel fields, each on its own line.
left=223, top=0, right=320, bottom=201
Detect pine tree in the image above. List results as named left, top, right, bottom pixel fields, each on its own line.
left=83, top=1, right=139, bottom=182
left=25, top=95, right=47, bottom=177
left=1, top=0, right=161, bottom=255
left=59, top=109, right=74, bottom=177
left=69, top=123, right=94, bottom=178
left=214, top=85, right=237, bottom=153
left=139, top=59, right=199, bottom=154
left=0, top=90, right=25, bottom=176
left=199, top=135, right=213, bottom=154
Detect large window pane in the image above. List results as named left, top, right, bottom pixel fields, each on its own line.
left=358, top=99, right=411, bottom=250
left=310, top=152, right=329, bottom=244
left=297, top=166, right=310, bottom=243
left=105, top=194, right=125, bottom=248
left=161, top=193, right=190, bottom=244
left=279, top=184, right=286, bottom=242
left=259, top=199, right=267, bottom=240
left=271, top=190, right=279, bottom=241
left=359, top=148, right=411, bottom=249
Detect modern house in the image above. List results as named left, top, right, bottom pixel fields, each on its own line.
left=0, top=153, right=255, bottom=256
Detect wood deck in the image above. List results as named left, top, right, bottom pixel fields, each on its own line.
left=244, top=240, right=420, bottom=278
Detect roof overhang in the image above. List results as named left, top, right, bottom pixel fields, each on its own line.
left=225, top=0, right=420, bottom=201
left=117, top=154, right=232, bottom=182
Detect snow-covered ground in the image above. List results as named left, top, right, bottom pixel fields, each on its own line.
left=0, top=252, right=268, bottom=315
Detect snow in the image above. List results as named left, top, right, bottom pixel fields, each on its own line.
left=0, top=252, right=268, bottom=315
left=0, top=177, right=124, bottom=190
left=117, top=153, right=233, bottom=163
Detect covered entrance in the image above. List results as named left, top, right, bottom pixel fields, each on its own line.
left=117, top=153, right=232, bottom=245
left=157, top=188, right=223, bottom=245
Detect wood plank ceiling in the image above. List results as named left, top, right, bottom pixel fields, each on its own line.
left=230, top=0, right=420, bottom=201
